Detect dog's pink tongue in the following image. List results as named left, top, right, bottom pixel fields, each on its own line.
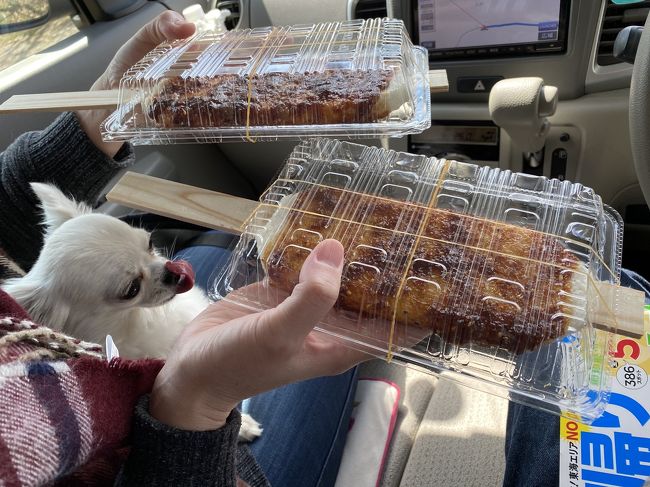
left=165, top=260, right=195, bottom=294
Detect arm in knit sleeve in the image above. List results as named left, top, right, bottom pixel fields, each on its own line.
left=0, top=112, right=134, bottom=271
left=116, top=397, right=246, bottom=487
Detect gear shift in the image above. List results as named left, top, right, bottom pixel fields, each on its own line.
left=488, top=77, right=558, bottom=168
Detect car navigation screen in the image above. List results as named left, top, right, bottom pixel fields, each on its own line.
left=416, top=0, right=569, bottom=60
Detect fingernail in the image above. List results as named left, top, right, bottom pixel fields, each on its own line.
left=313, top=240, right=344, bottom=268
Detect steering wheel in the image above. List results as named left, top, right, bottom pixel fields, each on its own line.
left=630, top=14, right=650, bottom=208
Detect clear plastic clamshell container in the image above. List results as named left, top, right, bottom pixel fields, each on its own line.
left=102, top=19, right=431, bottom=144
left=212, top=139, right=626, bottom=421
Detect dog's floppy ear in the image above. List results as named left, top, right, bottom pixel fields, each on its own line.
left=30, top=183, right=92, bottom=233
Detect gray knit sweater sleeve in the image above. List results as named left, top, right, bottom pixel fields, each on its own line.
left=117, top=397, right=270, bottom=487
left=0, top=112, right=134, bottom=271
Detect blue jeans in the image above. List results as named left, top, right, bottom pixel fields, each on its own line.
left=174, top=232, right=358, bottom=487
left=241, top=370, right=358, bottom=487
left=503, top=269, right=650, bottom=487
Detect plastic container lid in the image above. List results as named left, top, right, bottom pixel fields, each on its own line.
left=211, top=138, right=625, bottom=422
left=101, top=19, right=431, bottom=144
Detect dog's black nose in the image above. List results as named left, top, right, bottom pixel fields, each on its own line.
left=161, top=267, right=181, bottom=286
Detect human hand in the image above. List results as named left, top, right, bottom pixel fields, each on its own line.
left=77, top=11, right=195, bottom=157
left=149, top=239, right=369, bottom=431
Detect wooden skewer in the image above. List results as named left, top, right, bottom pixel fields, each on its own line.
left=427, top=69, right=449, bottom=94
left=107, top=172, right=257, bottom=234
left=0, top=70, right=448, bottom=114
left=0, top=90, right=126, bottom=114
left=106, top=172, right=646, bottom=339
left=591, top=281, right=645, bottom=338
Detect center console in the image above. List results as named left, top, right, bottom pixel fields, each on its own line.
left=408, top=120, right=501, bottom=166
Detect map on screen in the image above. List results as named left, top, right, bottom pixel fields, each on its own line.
left=417, top=0, right=563, bottom=50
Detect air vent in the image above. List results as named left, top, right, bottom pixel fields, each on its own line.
left=597, top=1, right=650, bottom=66
left=215, top=0, right=240, bottom=29
left=353, top=0, right=387, bottom=20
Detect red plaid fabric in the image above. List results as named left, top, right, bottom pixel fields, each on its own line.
left=0, top=289, right=163, bottom=486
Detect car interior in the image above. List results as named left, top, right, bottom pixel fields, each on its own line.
left=1, top=0, right=649, bottom=485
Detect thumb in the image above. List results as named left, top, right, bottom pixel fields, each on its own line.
left=101, top=11, right=195, bottom=87
left=265, top=239, right=344, bottom=340
left=140, top=10, right=196, bottom=48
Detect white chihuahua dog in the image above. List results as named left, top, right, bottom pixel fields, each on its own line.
left=2, top=183, right=261, bottom=440
left=3, top=182, right=206, bottom=359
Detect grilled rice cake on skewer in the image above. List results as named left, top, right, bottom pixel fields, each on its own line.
left=145, top=69, right=413, bottom=128
left=257, top=186, right=587, bottom=354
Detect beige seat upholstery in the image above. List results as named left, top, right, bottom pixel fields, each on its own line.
left=359, top=360, right=508, bottom=487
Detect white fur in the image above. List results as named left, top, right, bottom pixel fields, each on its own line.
left=1, top=183, right=261, bottom=440
left=3, top=183, right=207, bottom=359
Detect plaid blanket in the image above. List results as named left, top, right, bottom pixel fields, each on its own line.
left=0, top=289, right=163, bottom=486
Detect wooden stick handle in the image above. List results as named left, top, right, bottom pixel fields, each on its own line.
left=106, top=172, right=258, bottom=234
left=591, top=281, right=645, bottom=338
left=107, top=172, right=645, bottom=339
left=428, top=69, right=449, bottom=93
left=0, top=90, right=123, bottom=114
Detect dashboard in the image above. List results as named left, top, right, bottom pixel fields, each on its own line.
left=246, top=0, right=626, bottom=99
left=403, top=0, right=570, bottom=171
left=365, top=1, right=630, bottom=179
left=400, top=0, right=607, bottom=101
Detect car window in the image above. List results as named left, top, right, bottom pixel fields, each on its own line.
left=0, top=0, right=80, bottom=72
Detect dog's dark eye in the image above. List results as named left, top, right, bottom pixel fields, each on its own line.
left=121, top=279, right=141, bottom=300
